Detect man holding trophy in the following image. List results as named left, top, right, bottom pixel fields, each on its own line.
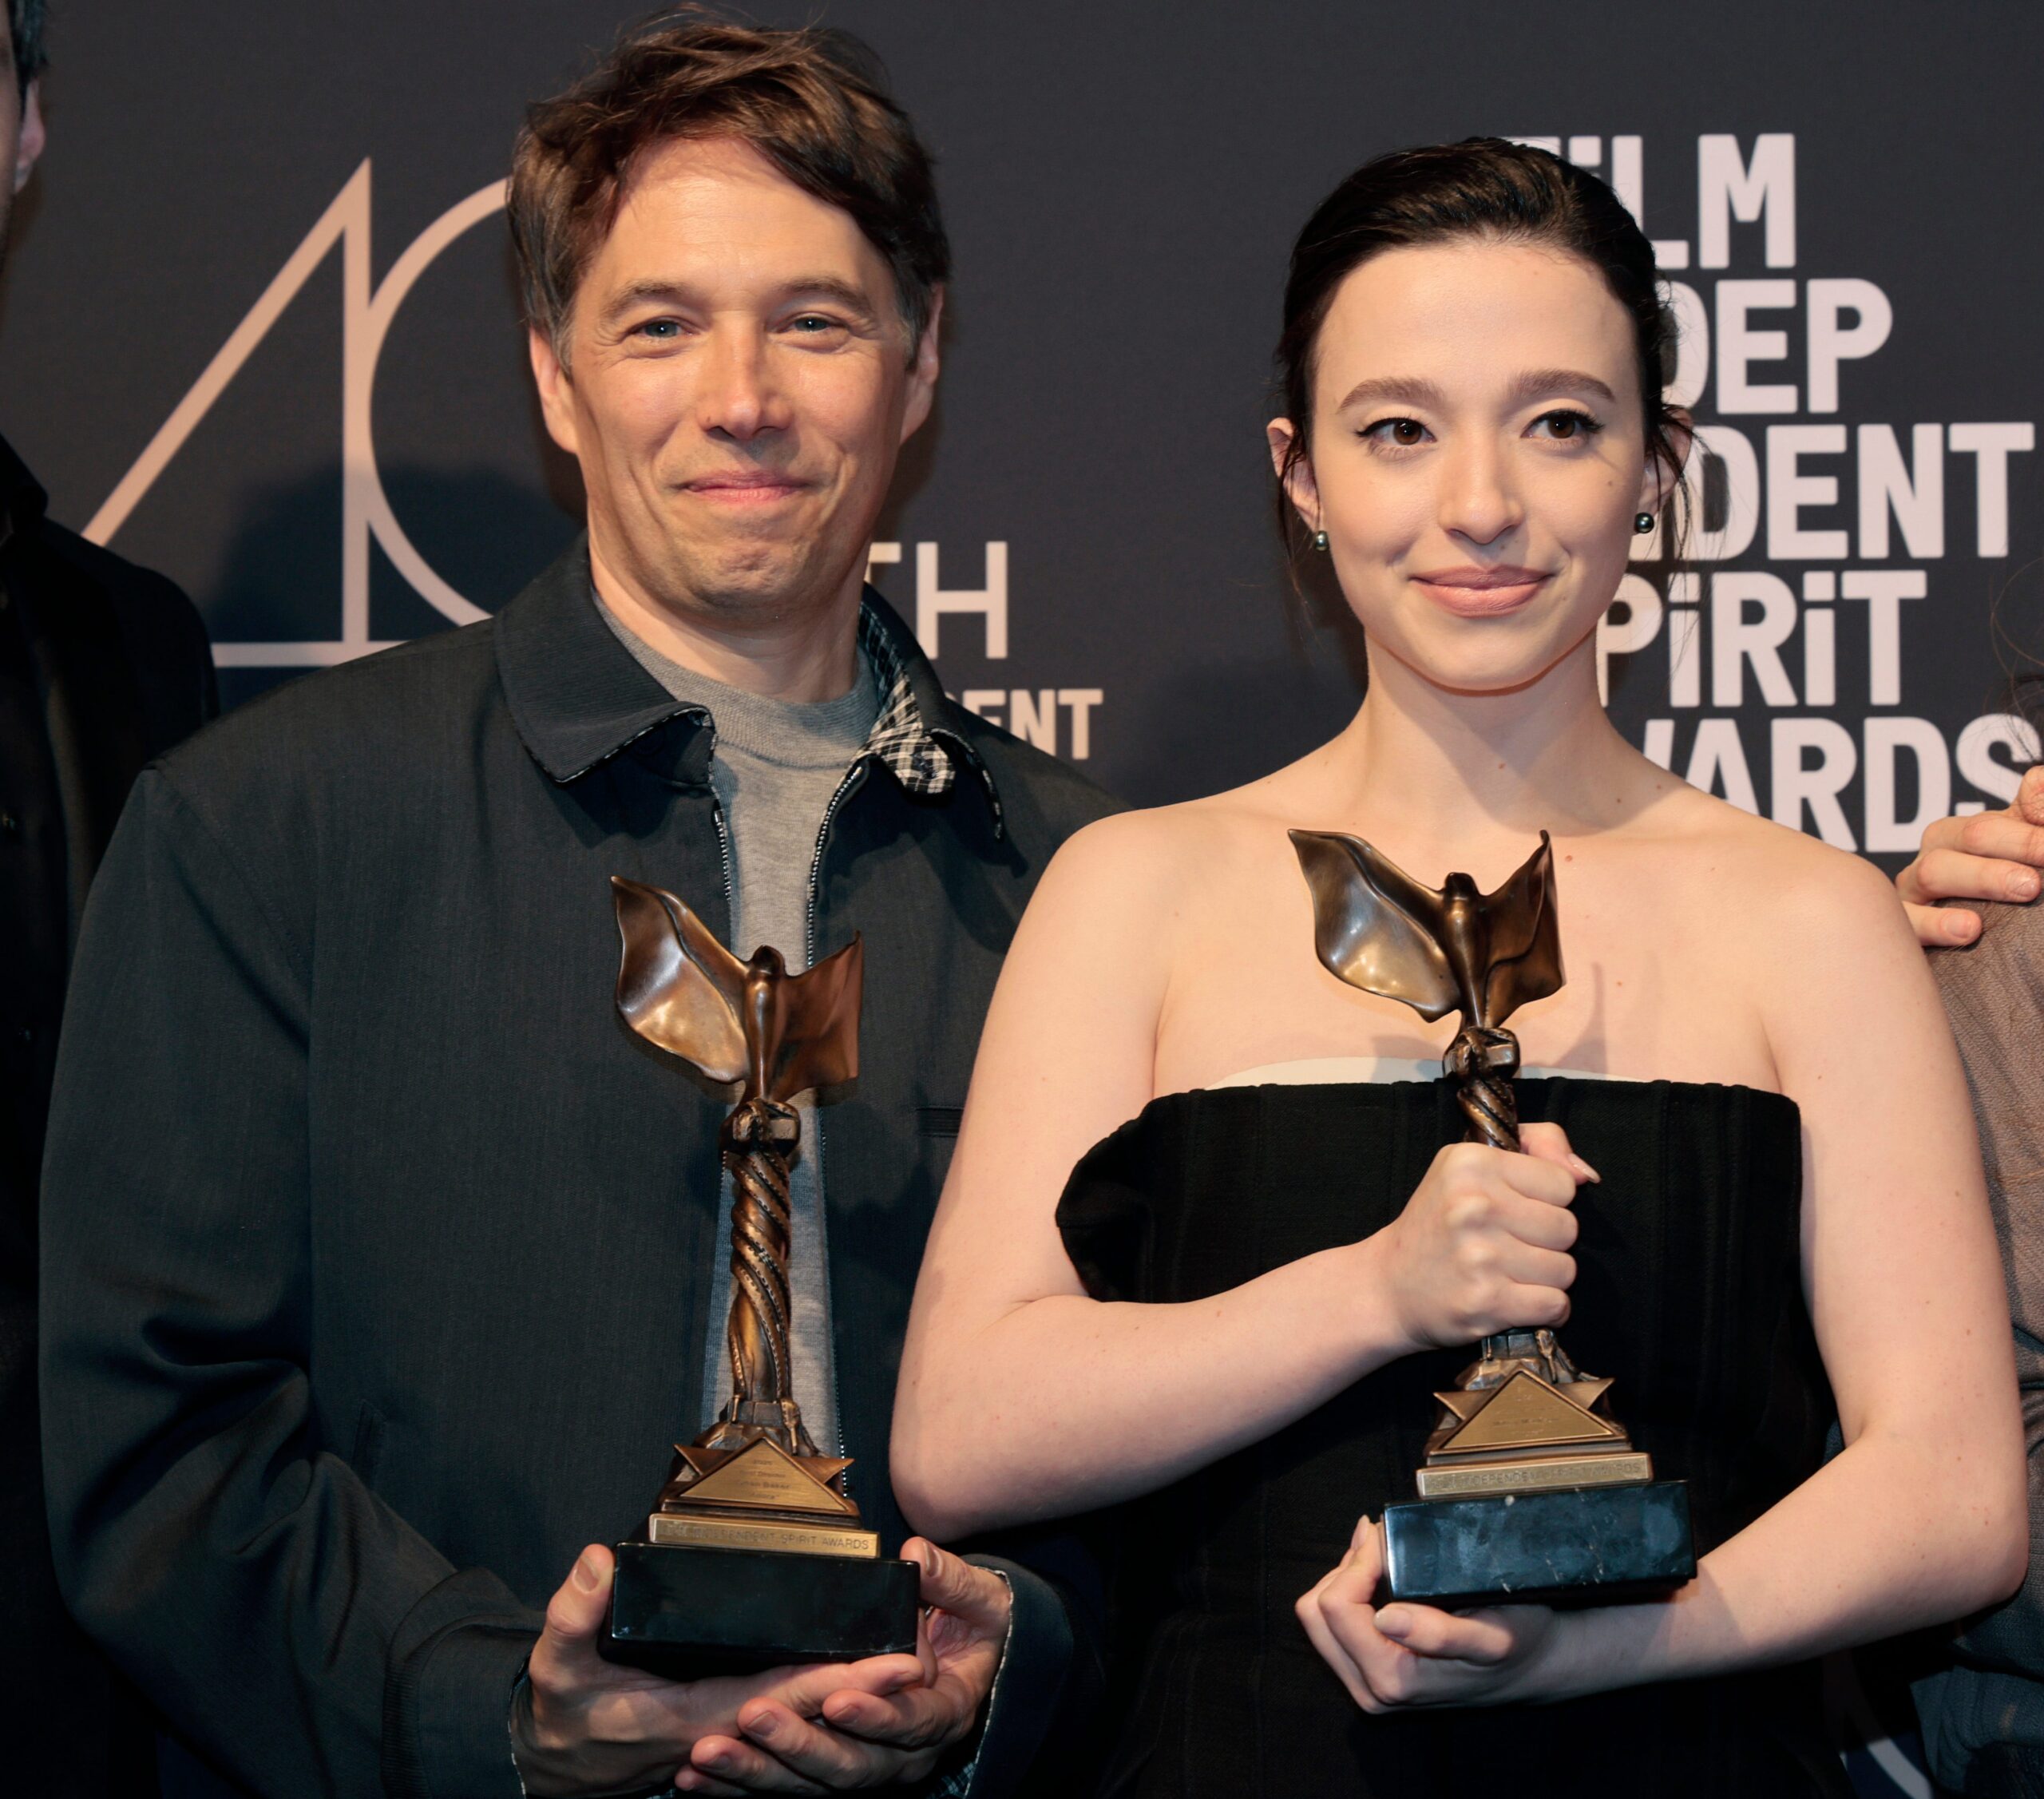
left=38, top=17, right=1111, bottom=1797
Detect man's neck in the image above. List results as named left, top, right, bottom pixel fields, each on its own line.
left=588, top=537, right=864, bottom=703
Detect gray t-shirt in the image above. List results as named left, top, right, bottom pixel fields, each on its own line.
left=601, top=598, right=878, bottom=1455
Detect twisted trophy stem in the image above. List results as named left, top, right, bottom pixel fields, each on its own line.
left=703, top=1096, right=817, bottom=1457
left=1443, top=1023, right=1548, bottom=1378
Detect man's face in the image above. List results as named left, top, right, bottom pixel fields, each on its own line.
left=531, top=136, right=938, bottom=627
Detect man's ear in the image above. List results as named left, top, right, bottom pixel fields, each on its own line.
left=14, top=80, right=43, bottom=196
left=529, top=324, right=580, bottom=458
left=901, top=286, right=944, bottom=444
left=1267, top=417, right=1321, bottom=536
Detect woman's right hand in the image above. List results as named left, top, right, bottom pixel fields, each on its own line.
left=1373, top=1122, right=1595, bottom=1355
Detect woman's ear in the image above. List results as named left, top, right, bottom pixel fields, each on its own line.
left=1267, top=418, right=1321, bottom=535
left=1641, top=407, right=1694, bottom=514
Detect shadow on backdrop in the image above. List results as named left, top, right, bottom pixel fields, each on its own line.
left=208, top=460, right=582, bottom=713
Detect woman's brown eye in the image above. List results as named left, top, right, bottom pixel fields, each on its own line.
left=1393, top=420, right=1424, bottom=445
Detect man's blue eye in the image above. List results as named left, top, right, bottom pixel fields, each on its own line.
left=638, top=319, right=679, bottom=339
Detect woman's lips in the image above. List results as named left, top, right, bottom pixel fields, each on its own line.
left=1412, top=567, right=1553, bottom=616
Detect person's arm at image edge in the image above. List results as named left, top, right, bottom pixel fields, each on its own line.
left=1897, top=764, right=2044, bottom=945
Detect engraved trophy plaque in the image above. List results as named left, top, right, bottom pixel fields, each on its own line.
left=1289, top=830, right=1696, bottom=1609
left=599, top=877, right=917, bottom=1678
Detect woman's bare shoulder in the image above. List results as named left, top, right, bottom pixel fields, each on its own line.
left=1640, top=785, right=1916, bottom=966
left=1047, top=774, right=1305, bottom=883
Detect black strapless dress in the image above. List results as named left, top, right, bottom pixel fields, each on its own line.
left=1056, top=1077, right=1843, bottom=1798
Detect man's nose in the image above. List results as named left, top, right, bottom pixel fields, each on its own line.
left=1436, top=438, right=1522, bottom=548
left=698, top=323, right=790, bottom=442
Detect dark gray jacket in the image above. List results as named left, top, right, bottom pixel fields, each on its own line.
left=38, top=544, right=1117, bottom=1798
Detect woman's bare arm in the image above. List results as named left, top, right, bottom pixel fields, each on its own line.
left=892, top=812, right=1586, bottom=1540
left=1631, top=846, right=2025, bottom=1671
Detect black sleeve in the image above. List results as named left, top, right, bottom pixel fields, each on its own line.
left=953, top=1519, right=1110, bottom=1799
left=39, top=769, right=538, bottom=1797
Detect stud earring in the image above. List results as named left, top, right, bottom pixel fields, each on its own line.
left=1312, top=529, right=1329, bottom=553
left=1633, top=511, right=1656, bottom=534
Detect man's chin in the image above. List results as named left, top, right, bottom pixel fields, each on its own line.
left=664, top=549, right=828, bottom=619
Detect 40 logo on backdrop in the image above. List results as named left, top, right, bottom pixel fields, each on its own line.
left=87, top=164, right=503, bottom=667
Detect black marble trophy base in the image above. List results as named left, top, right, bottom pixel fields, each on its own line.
left=1381, top=1480, right=1695, bottom=1610
left=601, top=1542, right=920, bottom=1680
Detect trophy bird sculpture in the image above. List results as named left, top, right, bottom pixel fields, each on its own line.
left=1285, top=830, right=1694, bottom=1604
left=612, top=875, right=860, bottom=1475
left=600, top=877, right=917, bottom=1679
left=1288, top=832, right=1618, bottom=1440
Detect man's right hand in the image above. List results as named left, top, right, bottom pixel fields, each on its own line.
left=513, top=1544, right=925, bottom=1797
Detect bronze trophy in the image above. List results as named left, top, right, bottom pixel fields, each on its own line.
left=598, top=877, right=917, bottom=1678
left=1289, top=830, right=1695, bottom=1610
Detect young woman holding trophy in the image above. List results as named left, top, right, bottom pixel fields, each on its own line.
left=892, top=140, right=2024, bottom=1796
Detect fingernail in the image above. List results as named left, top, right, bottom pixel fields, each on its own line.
left=1377, top=1607, right=1411, bottom=1639
left=743, top=1712, right=778, bottom=1740
left=1567, top=1154, right=1600, bottom=1183
left=572, top=1548, right=601, bottom=1593
left=2013, top=873, right=2038, bottom=900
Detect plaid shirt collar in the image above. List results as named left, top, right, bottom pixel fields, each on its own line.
left=855, top=588, right=1000, bottom=828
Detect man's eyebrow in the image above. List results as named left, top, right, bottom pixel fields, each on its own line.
left=778, top=276, right=883, bottom=319
left=596, top=275, right=883, bottom=322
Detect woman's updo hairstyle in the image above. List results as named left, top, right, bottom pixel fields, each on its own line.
left=1276, top=137, right=1686, bottom=557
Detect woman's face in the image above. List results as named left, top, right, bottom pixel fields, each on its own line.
left=1274, top=238, right=1665, bottom=696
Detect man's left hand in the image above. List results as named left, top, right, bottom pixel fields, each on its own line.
left=1896, top=765, right=2044, bottom=945
left=676, top=1539, right=1011, bottom=1794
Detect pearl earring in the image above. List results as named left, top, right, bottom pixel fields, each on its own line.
left=1633, top=511, right=1656, bottom=534
left=1312, top=529, right=1329, bottom=553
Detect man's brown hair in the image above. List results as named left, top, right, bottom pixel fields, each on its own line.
left=509, top=10, right=949, bottom=361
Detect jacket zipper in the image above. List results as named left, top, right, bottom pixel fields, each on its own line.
left=805, top=757, right=869, bottom=1476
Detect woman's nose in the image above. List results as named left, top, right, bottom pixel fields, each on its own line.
left=1436, top=440, right=1522, bottom=547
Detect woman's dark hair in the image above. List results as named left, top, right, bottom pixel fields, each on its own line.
left=1275, top=137, right=1686, bottom=557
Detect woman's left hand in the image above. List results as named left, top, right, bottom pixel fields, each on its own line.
left=1295, top=1514, right=1566, bottom=1710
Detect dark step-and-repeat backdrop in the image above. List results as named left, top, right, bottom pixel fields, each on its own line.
left=10, top=5, right=2036, bottom=1791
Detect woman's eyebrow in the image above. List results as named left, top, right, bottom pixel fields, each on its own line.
left=1511, top=368, right=1618, bottom=403
left=1333, top=370, right=1619, bottom=411
left=1335, top=374, right=1448, bottom=410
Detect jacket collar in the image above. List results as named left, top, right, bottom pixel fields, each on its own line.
left=496, top=537, right=1001, bottom=827
left=0, top=434, right=50, bottom=551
